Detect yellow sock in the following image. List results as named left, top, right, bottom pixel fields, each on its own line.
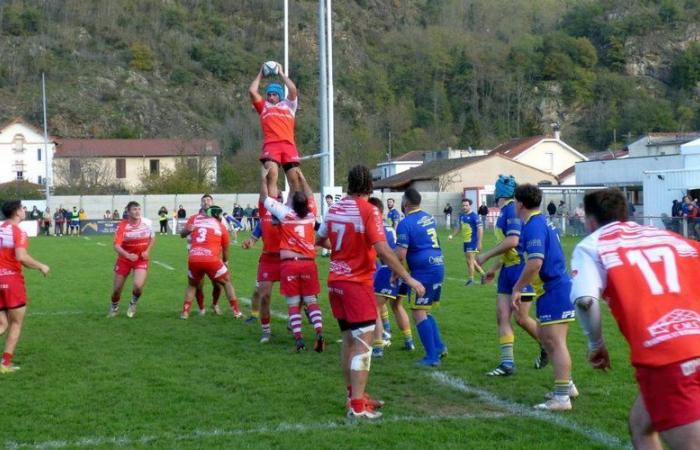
left=380, top=304, right=389, bottom=321
left=401, top=328, right=413, bottom=340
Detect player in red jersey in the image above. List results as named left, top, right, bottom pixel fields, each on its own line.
left=0, top=200, right=50, bottom=373
left=180, top=206, right=242, bottom=320
left=261, top=167, right=324, bottom=352
left=241, top=192, right=283, bottom=344
left=316, top=165, right=425, bottom=420
left=109, top=201, right=154, bottom=318
left=249, top=62, right=302, bottom=200
left=572, top=188, right=700, bottom=449
left=189, top=194, right=222, bottom=316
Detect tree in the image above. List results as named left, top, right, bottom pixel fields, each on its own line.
left=138, top=157, right=215, bottom=194
left=53, top=158, right=128, bottom=195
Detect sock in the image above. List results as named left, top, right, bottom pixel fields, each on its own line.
left=554, top=379, right=570, bottom=400
left=401, top=328, right=413, bottom=342
left=307, top=303, right=323, bottom=334
left=110, top=293, right=120, bottom=306
left=182, top=299, right=192, bottom=314
left=288, top=305, right=302, bottom=339
left=261, top=315, right=271, bottom=334
left=2, top=352, right=12, bottom=367
left=416, top=319, right=437, bottom=361
left=350, top=398, right=365, bottom=413
left=428, top=315, right=444, bottom=352
left=372, top=339, right=384, bottom=350
left=130, top=293, right=140, bottom=306
left=250, top=310, right=260, bottom=319
left=195, top=289, right=204, bottom=310
left=229, top=298, right=240, bottom=314
left=380, top=305, right=391, bottom=333
left=499, top=335, right=515, bottom=367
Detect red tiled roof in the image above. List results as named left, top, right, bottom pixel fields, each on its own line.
left=585, top=149, right=628, bottom=160
left=489, top=136, right=545, bottom=158
left=557, top=165, right=575, bottom=180
left=54, top=139, right=221, bottom=158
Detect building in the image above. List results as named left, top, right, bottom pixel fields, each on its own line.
left=53, top=139, right=221, bottom=192
left=489, top=132, right=588, bottom=183
left=0, top=118, right=56, bottom=187
left=627, top=132, right=700, bottom=157
left=373, top=153, right=557, bottom=203
left=372, top=147, right=488, bottom=181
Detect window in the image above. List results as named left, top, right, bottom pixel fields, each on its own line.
left=37, top=148, right=42, bottom=161
left=69, top=159, right=81, bottom=178
left=545, top=152, right=554, bottom=171
left=16, top=171, right=23, bottom=180
left=149, top=159, right=160, bottom=175
left=187, top=158, right=197, bottom=171
left=38, top=175, right=43, bottom=185
left=116, top=159, right=126, bottom=179
left=12, top=134, right=24, bottom=152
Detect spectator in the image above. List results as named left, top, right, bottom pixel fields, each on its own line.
left=628, top=200, right=636, bottom=218
left=112, top=209, right=120, bottom=220
left=63, top=207, right=73, bottom=235
left=546, top=200, right=557, bottom=218
left=672, top=199, right=682, bottom=218
left=158, top=206, right=168, bottom=235
left=79, top=208, right=87, bottom=221
left=42, top=207, right=51, bottom=236
left=176, top=205, right=187, bottom=219
left=444, top=203, right=453, bottom=229
left=478, top=202, right=489, bottom=228
left=572, top=203, right=585, bottom=236
left=122, top=207, right=128, bottom=219
left=54, top=207, right=65, bottom=236
left=69, top=207, right=80, bottom=236
left=251, top=205, right=259, bottom=228
left=103, top=210, right=112, bottom=220
left=244, top=203, right=253, bottom=230
left=29, top=205, right=42, bottom=221
left=233, top=203, right=244, bottom=228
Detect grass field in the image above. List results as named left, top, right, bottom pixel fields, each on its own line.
left=1, top=229, right=637, bottom=449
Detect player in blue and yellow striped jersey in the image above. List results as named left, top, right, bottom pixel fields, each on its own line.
left=511, top=184, right=576, bottom=410
left=395, top=188, right=446, bottom=366
left=476, top=175, right=546, bottom=376
left=448, top=198, right=484, bottom=285
left=386, top=198, right=402, bottom=229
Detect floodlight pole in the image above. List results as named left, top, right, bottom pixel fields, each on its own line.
left=325, top=0, right=335, bottom=188
left=283, top=0, right=290, bottom=193
left=42, top=72, right=51, bottom=206
left=318, top=0, right=329, bottom=192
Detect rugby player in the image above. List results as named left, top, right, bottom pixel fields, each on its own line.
left=180, top=206, right=242, bottom=320
left=249, top=62, right=302, bottom=200
left=386, top=198, right=401, bottom=229
left=476, top=175, right=547, bottom=375
left=448, top=198, right=484, bottom=285
left=511, top=184, right=576, bottom=410
left=262, top=168, right=324, bottom=352
left=316, top=165, right=425, bottom=420
left=0, top=200, right=50, bottom=373
left=572, top=188, right=700, bottom=448
left=109, top=201, right=154, bottom=318
left=395, top=188, right=446, bottom=367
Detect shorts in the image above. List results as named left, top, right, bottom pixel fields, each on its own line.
left=536, top=280, right=575, bottom=325
left=0, top=274, right=27, bottom=310
left=328, top=281, right=377, bottom=324
left=407, top=267, right=444, bottom=310
left=280, top=259, right=320, bottom=297
left=70, top=219, right=79, bottom=227
left=497, top=264, right=535, bottom=298
left=373, top=266, right=398, bottom=299
left=463, top=242, right=479, bottom=253
left=257, top=253, right=281, bottom=284
left=636, top=357, right=700, bottom=432
left=188, top=260, right=228, bottom=284
left=114, top=257, right=149, bottom=277
left=260, top=141, right=300, bottom=167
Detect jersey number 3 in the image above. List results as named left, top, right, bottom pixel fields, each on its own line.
left=626, top=247, right=680, bottom=295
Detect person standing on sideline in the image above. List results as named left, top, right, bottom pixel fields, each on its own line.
left=0, top=200, right=50, bottom=373
left=158, top=207, right=168, bottom=235
left=54, top=207, right=65, bottom=236
left=443, top=203, right=453, bottom=229
left=448, top=198, right=484, bottom=285
left=63, top=207, right=72, bottom=235
left=42, top=207, right=51, bottom=236
left=386, top=198, right=401, bottom=229
left=70, top=207, right=80, bottom=236
left=478, top=202, right=489, bottom=230
left=547, top=200, right=557, bottom=219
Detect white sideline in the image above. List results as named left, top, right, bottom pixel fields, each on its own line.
left=152, top=260, right=175, bottom=271
left=431, top=371, right=628, bottom=449
left=4, top=412, right=508, bottom=449
left=238, top=297, right=288, bottom=321
left=95, top=242, right=106, bottom=247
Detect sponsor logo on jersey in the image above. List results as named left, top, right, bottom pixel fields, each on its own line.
left=645, top=308, right=700, bottom=347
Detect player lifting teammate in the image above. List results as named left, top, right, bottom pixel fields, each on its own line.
left=262, top=167, right=324, bottom=352
left=316, top=166, right=425, bottom=420
left=0, top=200, right=50, bottom=373
left=477, top=175, right=547, bottom=375
left=109, top=201, right=154, bottom=318
left=180, top=206, right=242, bottom=320
left=572, top=188, right=700, bottom=448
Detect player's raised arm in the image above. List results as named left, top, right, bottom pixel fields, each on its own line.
left=249, top=65, right=264, bottom=103
left=277, top=64, right=297, bottom=101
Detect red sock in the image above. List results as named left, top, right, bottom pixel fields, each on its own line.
left=182, top=299, right=192, bottom=314
left=261, top=314, right=271, bottom=333
left=350, top=398, right=365, bottom=413
left=195, top=289, right=204, bottom=310
left=2, top=352, right=12, bottom=367
left=288, top=305, right=302, bottom=339
left=307, top=303, right=323, bottom=334
left=228, top=298, right=239, bottom=313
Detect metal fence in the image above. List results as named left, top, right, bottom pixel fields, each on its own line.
left=546, top=214, right=699, bottom=240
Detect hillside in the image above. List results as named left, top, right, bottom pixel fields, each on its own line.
left=1, top=0, right=699, bottom=190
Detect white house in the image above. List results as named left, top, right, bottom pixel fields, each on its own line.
left=627, top=132, right=700, bottom=157
left=0, top=118, right=55, bottom=187
left=489, top=131, right=587, bottom=182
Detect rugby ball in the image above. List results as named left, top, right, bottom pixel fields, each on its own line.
left=263, top=61, right=279, bottom=77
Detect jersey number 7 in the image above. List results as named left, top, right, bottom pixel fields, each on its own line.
left=626, top=247, right=680, bottom=295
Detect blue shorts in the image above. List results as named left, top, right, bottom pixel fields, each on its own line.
left=374, top=266, right=398, bottom=299
left=463, top=242, right=478, bottom=253
left=497, top=264, right=535, bottom=297
left=70, top=219, right=79, bottom=227
left=536, top=280, right=575, bottom=325
left=407, top=267, right=444, bottom=310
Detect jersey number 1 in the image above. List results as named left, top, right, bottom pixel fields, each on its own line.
left=331, top=223, right=346, bottom=251
left=626, top=247, right=680, bottom=295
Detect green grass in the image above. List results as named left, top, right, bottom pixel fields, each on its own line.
left=1, top=230, right=635, bottom=449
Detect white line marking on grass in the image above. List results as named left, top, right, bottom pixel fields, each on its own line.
left=4, top=412, right=509, bottom=449
left=431, top=371, right=628, bottom=449
left=445, top=276, right=465, bottom=282
left=82, top=237, right=91, bottom=241
left=29, top=310, right=86, bottom=316
left=96, top=242, right=107, bottom=247
left=153, top=260, right=175, bottom=271
left=238, top=297, right=288, bottom=320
